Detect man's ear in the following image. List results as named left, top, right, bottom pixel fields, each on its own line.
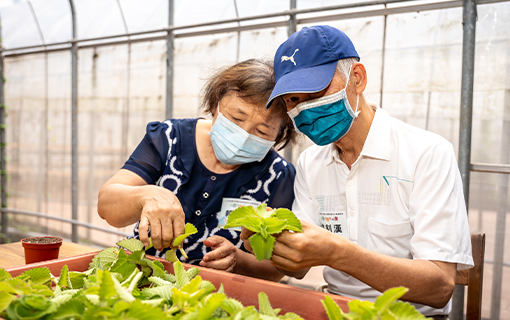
left=352, top=62, right=367, bottom=95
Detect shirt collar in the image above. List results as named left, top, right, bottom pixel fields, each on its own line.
left=360, top=106, right=391, bottom=161
left=325, top=105, right=391, bottom=165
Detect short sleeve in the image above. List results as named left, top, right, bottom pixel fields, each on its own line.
left=409, top=141, right=474, bottom=270
left=122, top=121, right=171, bottom=184
left=267, top=160, right=296, bottom=210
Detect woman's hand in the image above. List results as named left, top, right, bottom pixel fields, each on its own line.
left=138, top=185, right=186, bottom=251
left=200, top=236, right=237, bottom=272
left=240, top=227, right=255, bottom=253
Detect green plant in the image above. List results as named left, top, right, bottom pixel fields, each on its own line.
left=0, top=236, right=304, bottom=319
left=224, top=204, right=302, bottom=262
left=321, top=287, right=429, bottom=320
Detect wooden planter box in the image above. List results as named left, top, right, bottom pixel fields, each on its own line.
left=5, top=252, right=352, bottom=320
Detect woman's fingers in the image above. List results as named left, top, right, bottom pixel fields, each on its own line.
left=200, top=236, right=237, bottom=272
left=240, top=227, right=255, bottom=252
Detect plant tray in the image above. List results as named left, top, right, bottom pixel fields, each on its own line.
left=5, top=252, right=352, bottom=319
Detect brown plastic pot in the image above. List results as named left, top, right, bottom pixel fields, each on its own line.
left=21, top=236, right=63, bottom=264
left=6, top=251, right=352, bottom=319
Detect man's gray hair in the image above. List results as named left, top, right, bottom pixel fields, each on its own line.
left=336, top=58, right=358, bottom=81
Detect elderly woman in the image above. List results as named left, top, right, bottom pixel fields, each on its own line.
left=98, top=59, right=296, bottom=281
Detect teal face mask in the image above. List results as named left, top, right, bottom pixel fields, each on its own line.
left=287, top=73, right=359, bottom=146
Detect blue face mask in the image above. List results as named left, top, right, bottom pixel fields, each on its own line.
left=287, top=72, right=359, bottom=146
left=209, top=106, right=275, bottom=165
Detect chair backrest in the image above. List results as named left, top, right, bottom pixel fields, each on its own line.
left=454, top=233, right=486, bottom=320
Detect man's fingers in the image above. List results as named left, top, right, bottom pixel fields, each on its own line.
left=172, top=211, right=186, bottom=239
left=149, top=219, right=164, bottom=251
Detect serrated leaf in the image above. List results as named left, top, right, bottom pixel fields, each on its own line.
left=0, top=268, right=11, bottom=282
left=89, top=247, right=119, bottom=270
left=264, top=217, right=288, bottom=235
left=225, top=206, right=259, bottom=225
left=110, top=270, right=135, bottom=303
left=148, top=276, right=173, bottom=287
left=142, top=285, right=174, bottom=300
left=198, top=293, right=225, bottom=320
left=255, top=203, right=272, bottom=218
left=127, top=250, right=146, bottom=263
left=97, top=270, right=117, bottom=300
left=68, top=272, right=87, bottom=289
left=117, top=238, right=145, bottom=252
left=280, top=312, right=304, bottom=319
left=181, top=276, right=202, bottom=293
left=58, top=265, right=73, bottom=289
left=110, top=259, right=137, bottom=281
left=321, top=296, right=344, bottom=320
left=0, top=291, right=15, bottom=313
left=173, top=223, right=198, bottom=247
left=17, top=267, right=51, bottom=285
left=374, top=286, right=408, bottom=314
left=221, top=298, right=244, bottom=315
left=388, top=301, right=428, bottom=319
left=225, top=216, right=262, bottom=233
left=186, top=267, right=200, bottom=281
left=163, top=271, right=176, bottom=283
left=274, top=208, right=303, bottom=232
left=52, top=298, right=85, bottom=319
left=174, top=261, right=189, bottom=289
left=165, top=249, right=178, bottom=263
left=249, top=233, right=276, bottom=262
left=199, top=280, right=216, bottom=296
left=124, top=299, right=169, bottom=320
left=258, top=292, right=277, bottom=316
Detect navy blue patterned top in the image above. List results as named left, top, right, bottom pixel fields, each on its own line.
left=122, top=118, right=296, bottom=265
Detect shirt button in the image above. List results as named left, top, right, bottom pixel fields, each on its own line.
left=211, top=176, right=216, bottom=181
left=348, top=180, right=354, bottom=186
left=203, top=192, right=209, bottom=199
left=195, top=210, right=201, bottom=216
left=349, top=211, right=355, bottom=217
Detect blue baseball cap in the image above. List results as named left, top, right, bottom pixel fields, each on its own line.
left=266, top=25, right=360, bottom=108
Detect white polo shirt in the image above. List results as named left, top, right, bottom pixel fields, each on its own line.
left=292, top=107, right=474, bottom=316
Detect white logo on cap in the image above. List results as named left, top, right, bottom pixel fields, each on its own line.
left=281, top=49, right=299, bottom=66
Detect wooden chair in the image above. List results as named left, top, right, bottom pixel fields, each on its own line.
left=313, top=233, right=486, bottom=319
left=454, top=232, right=486, bottom=320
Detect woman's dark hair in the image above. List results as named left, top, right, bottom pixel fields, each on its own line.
left=200, top=59, right=296, bottom=150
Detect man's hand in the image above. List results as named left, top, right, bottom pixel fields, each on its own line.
left=200, top=236, right=237, bottom=272
left=271, top=220, right=343, bottom=271
left=138, top=185, right=186, bottom=251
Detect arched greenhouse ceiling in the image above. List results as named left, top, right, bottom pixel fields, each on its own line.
left=0, top=0, right=469, bottom=50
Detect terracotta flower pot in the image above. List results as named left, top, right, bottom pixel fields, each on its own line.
left=21, top=236, right=63, bottom=264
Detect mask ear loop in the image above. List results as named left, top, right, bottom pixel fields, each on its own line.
left=345, top=66, right=360, bottom=118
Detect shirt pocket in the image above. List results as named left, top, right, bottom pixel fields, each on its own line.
left=367, top=217, right=413, bottom=259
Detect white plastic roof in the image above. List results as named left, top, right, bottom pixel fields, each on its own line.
left=0, top=0, right=449, bottom=49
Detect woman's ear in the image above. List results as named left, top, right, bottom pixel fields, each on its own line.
left=353, top=62, right=367, bottom=95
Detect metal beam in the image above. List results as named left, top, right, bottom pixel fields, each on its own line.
left=0, top=15, right=6, bottom=243
left=0, top=208, right=131, bottom=237
left=69, top=0, right=79, bottom=244
left=283, top=0, right=297, bottom=164
left=451, top=0, right=477, bottom=319
left=471, top=163, right=510, bottom=174
left=166, top=0, right=174, bottom=120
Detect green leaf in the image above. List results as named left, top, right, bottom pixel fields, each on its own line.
left=173, top=223, right=198, bottom=247
left=264, top=217, right=288, bottom=235
left=321, top=296, right=344, bottom=320
left=274, top=208, right=303, bottom=232
left=89, top=247, right=119, bottom=270
left=52, top=298, right=85, bottom=319
left=142, top=285, right=174, bottom=300
left=221, top=298, right=244, bottom=315
left=255, top=203, right=272, bottom=218
left=111, top=270, right=135, bottom=303
left=0, top=268, right=12, bottom=281
left=165, top=249, right=178, bottom=263
left=125, top=300, right=170, bottom=320
left=7, top=294, right=57, bottom=320
left=225, top=206, right=259, bottom=224
left=58, top=265, right=73, bottom=289
left=225, top=216, right=262, bottom=233
left=174, top=261, right=189, bottom=289
left=97, top=270, right=117, bottom=300
left=117, top=238, right=145, bottom=252
left=388, top=301, right=428, bottom=319
left=17, top=267, right=51, bottom=285
left=181, top=276, right=202, bottom=294
left=374, top=286, right=408, bottom=314
left=258, top=292, right=277, bottom=316
left=280, top=312, right=304, bottom=319
left=145, top=237, right=154, bottom=250
left=198, top=293, right=226, bottom=320
left=0, top=291, right=15, bottom=313
left=186, top=267, right=200, bottom=281
left=249, top=233, right=276, bottom=262
left=68, top=272, right=87, bottom=289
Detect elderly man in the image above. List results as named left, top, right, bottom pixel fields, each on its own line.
left=243, top=25, right=474, bottom=318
